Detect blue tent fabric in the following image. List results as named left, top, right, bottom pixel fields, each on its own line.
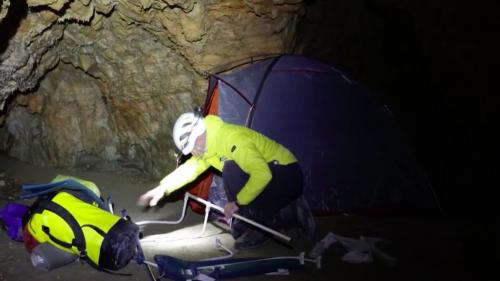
left=207, top=55, right=437, bottom=214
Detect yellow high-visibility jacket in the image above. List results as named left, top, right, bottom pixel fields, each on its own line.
left=160, top=115, right=297, bottom=205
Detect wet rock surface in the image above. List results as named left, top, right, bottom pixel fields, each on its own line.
left=0, top=0, right=305, bottom=178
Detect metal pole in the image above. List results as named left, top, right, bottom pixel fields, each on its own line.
left=136, top=193, right=292, bottom=242
left=186, top=193, right=291, bottom=242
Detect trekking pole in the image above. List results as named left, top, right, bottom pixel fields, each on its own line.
left=185, top=193, right=291, bottom=242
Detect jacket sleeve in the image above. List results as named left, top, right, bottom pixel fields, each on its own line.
left=159, top=157, right=210, bottom=195
left=228, top=140, right=272, bottom=205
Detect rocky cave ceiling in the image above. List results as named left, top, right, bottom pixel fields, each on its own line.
left=0, top=0, right=305, bottom=177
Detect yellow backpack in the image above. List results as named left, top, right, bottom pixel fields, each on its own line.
left=23, top=175, right=140, bottom=271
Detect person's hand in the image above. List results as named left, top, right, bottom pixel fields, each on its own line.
left=137, top=186, right=168, bottom=207
left=224, top=201, right=239, bottom=219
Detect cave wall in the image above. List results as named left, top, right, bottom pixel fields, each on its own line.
left=0, top=0, right=495, bottom=216
left=0, top=0, right=304, bottom=177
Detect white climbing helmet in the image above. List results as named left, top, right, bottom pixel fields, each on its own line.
left=173, top=111, right=206, bottom=155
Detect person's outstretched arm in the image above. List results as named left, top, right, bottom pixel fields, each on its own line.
left=137, top=157, right=209, bottom=207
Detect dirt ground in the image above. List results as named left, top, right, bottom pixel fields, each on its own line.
left=0, top=154, right=493, bottom=281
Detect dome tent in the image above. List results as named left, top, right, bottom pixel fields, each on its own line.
left=193, top=54, right=439, bottom=215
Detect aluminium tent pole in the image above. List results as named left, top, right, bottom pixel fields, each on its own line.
left=136, top=193, right=291, bottom=242
left=186, top=193, right=291, bottom=242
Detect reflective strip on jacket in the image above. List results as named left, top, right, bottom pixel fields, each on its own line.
left=160, top=115, right=297, bottom=205
left=26, top=192, right=121, bottom=266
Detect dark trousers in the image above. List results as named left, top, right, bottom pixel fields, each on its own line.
left=222, top=160, right=303, bottom=228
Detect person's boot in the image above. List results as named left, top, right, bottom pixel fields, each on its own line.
left=230, top=219, right=248, bottom=240
left=296, top=196, right=316, bottom=240
left=234, top=228, right=268, bottom=249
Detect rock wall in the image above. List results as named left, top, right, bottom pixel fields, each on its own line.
left=0, top=0, right=304, bottom=177
left=1, top=0, right=494, bottom=215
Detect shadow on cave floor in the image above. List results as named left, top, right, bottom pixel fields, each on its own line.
left=0, top=154, right=493, bottom=281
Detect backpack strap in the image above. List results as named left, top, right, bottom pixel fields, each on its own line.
left=81, top=224, right=106, bottom=237
left=34, top=199, right=87, bottom=258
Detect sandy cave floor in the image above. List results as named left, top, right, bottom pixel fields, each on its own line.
left=0, top=154, right=493, bottom=281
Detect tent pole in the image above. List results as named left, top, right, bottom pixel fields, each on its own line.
left=186, top=193, right=292, bottom=242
